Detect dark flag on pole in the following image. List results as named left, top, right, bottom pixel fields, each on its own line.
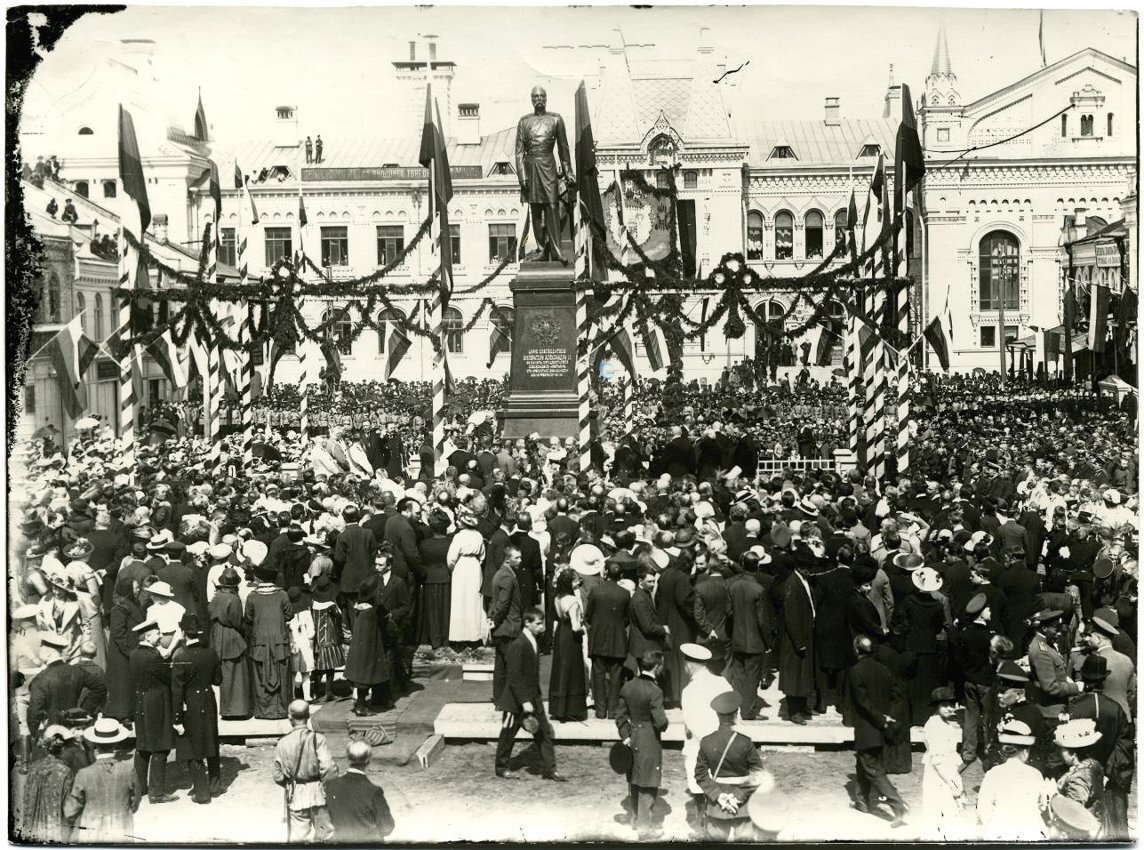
left=419, top=85, right=454, bottom=303
left=487, top=306, right=512, bottom=369
left=118, top=105, right=151, bottom=237
left=574, top=81, right=606, bottom=278
left=194, top=90, right=209, bottom=142
left=846, top=188, right=859, bottom=264
left=1089, top=283, right=1110, bottom=353
left=1044, top=329, right=1061, bottom=362
left=924, top=315, right=951, bottom=371
left=894, top=84, right=925, bottom=197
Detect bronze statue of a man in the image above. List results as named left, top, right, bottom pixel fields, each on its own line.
left=515, top=86, right=574, bottom=262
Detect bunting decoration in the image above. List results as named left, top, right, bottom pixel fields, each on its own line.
left=44, top=315, right=89, bottom=419
left=924, top=315, right=951, bottom=371
left=385, top=302, right=418, bottom=380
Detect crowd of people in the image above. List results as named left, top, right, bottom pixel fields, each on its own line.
left=9, top=364, right=1138, bottom=842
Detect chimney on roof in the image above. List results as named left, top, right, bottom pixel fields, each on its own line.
left=883, top=65, right=902, bottom=119
left=273, top=105, right=299, bottom=149
left=409, top=41, right=416, bottom=61
left=698, top=27, right=713, bottom=56
left=1074, top=207, right=1087, bottom=230
left=428, top=36, right=438, bottom=64
left=457, top=103, right=481, bottom=146
left=824, top=96, right=841, bottom=126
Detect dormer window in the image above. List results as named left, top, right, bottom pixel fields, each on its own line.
left=769, top=145, right=797, bottom=160
left=78, top=127, right=93, bottom=136
left=491, top=162, right=514, bottom=175
left=382, top=163, right=401, bottom=169
left=858, top=143, right=881, bottom=158
left=276, top=107, right=295, bottom=120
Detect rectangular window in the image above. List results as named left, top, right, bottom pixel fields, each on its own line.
left=747, top=224, right=764, bottom=260
left=450, top=224, right=461, bottom=264
left=320, top=226, right=349, bottom=266
left=376, top=225, right=405, bottom=266
left=937, top=128, right=950, bottom=143
left=24, top=385, right=35, bottom=414
left=264, top=227, right=292, bottom=267
left=148, top=379, right=162, bottom=407
left=1004, top=325, right=1018, bottom=345
left=219, top=228, right=237, bottom=267
left=488, top=224, right=517, bottom=263
left=980, top=326, right=996, bottom=348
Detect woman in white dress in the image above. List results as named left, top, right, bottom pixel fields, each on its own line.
left=447, top=508, right=487, bottom=645
left=920, top=687, right=966, bottom=840
left=977, top=719, right=1052, bottom=842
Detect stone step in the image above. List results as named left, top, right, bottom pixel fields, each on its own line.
left=433, top=703, right=926, bottom=747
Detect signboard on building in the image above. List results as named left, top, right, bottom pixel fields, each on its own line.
left=302, top=165, right=484, bottom=182
left=1096, top=243, right=1121, bottom=268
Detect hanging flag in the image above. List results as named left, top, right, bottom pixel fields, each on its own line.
left=699, top=298, right=710, bottom=351
left=208, top=160, right=222, bottom=221
left=105, top=318, right=132, bottom=362
left=386, top=305, right=418, bottom=379
left=574, top=80, right=606, bottom=279
left=298, top=192, right=308, bottom=228
left=235, top=163, right=259, bottom=225
left=894, top=84, right=925, bottom=196
left=1114, top=287, right=1136, bottom=349
left=1039, top=11, right=1047, bottom=68
left=45, top=316, right=88, bottom=418
left=846, top=188, right=859, bottom=264
left=639, top=320, right=665, bottom=373
left=487, top=305, right=512, bottom=369
left=444, top=356, right=457, bottom=397
left=147, top=329, right=187, bottom=389
left=814, top=323, right=837, bottom=367
left=194, top=90, right=209, bottom=142
left=923, top=315, right=951, bottom=370
left=1044, top=328, right=1061, bottom=362
left=860, top=155, right=886, bottom=277
left=1089, top=283, right=1110, bottom=353
left=419, top=85, right=454, bottom=302
left=610, top=324, right=638, bottom=380
left=118, top=105, right=151, bottom=239
left=78, top=331, right=100, bottom=378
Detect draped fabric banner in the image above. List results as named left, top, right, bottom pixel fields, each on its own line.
left=602, top=174, right=677, bottom=263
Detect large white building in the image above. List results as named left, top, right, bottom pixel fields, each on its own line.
left=16, top=29, right=1137, bottom=442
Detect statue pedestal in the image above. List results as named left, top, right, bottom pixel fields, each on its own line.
left=500, top=240, right=581, bottom=439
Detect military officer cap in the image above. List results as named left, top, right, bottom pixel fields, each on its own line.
left=680, top=643, right=712, bottom=662
left=997, top=660, right=1030, bottom=683
left=40, top=632, right=70, bottom=649
left=1031, top=609, right=1065, bottom=625
left=965, top=592, right=988, bottom=616
left=711, top=692, right=742, bottom=715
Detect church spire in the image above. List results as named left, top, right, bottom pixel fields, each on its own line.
left=930, top=24, right=952, bottom=78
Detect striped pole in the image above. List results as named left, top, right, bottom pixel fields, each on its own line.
left=202, top=221, right=222, bottom=474
left=894, top=279, right=911, bottom=476
left=429, top=167, right=447, bottom=478
left=236, top=212, right=255, bottom=471
left=116, top=227, right=137, bottom=482
left=869, top=290, right=888, bottom=481
left=859, top=313, right=880, bottom=472
left=845, top=309, right=862, bottom=457
left=298, top=325, right=311, bottom=443
left=574, top=200, right=592, bottom=471
left=622, top=375, right=634, bottom=433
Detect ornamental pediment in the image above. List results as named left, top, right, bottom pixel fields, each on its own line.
left=640, top=112, right=684, bottom=166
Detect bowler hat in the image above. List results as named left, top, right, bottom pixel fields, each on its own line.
left=1080, top=654, right=1110, bottom=682
left=179, top=612, right=203, bottom=636
left=929, top=686, right=957, bottom=705
left=217, top=567, right=242, bottom=588
left=608, top=740, right=634, bottom=775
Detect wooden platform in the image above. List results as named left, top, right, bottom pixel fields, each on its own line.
left=433, top=703, right=926, bottom=747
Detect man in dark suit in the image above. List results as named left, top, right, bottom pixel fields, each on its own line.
left=271, top=526, right=312, bottom=592
left=156, top=542, right=202, bottom=620
left=778, top=552, right=816, bottom=724
left=131, top=619, right=178, bottom=804
left=604, top=530, right=639, bottom=584
left=488, top=545, right=524, bottom=703
left=26, top=633, right=107, bottom=735
left=655, top=550, right=695, bottom=707
left=493, top=608, right=565, bottom=781
left=384, top=498, right=424, bottom=587
left=664, top=426, right=696, bottom=479
left=996, top=555, right=1041, bottom=647
left=727, top=553, right=775, bottom=720
left=171, top=614, right=222, bottom=803
left=695, top=559, right=732, bottom=663
left=584, top=562, right=631, bottom=719
left=616, top=651, right=669, bottom=840
left=845, top=635, right=907, bottom=826
left=509, top=513, right=543, bottom=611
left=722, top=505, right=750, bottom=564
left=948, top=592, right=998, bottom=768
left=628, top=566, right=670, bottom=675
left=547, top=499, right=579, bottom=548
left=333, top=505, right=378, bottom=618
left=325, top=740, right=395, bottom=842
left=377, top=551, right=413, bottom=694
left=695, top=692, right=764, bottom=840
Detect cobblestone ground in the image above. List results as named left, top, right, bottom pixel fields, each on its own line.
left=123, top=741, right=1136, bottom=843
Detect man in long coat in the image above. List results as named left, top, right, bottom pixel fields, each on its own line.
left=727, top=553, right=775, bottom=720
left=845, top=635, right=908, bottom=826
left=655, top=552, right=695, bottom=706
left=65, top=719, right=140, bottom=843
left=778, top=553, right=816, bottom=724
left=332, top=505, right=378, bottom=619
left=628, top=567, right=670, bottom=677
left=172, top=614, right=223, bottom=804
left=584, top=562, right=631, bottom=719
left=616, top=651, right=670, bottom=840
left=130, top=618, right=177, bottom=803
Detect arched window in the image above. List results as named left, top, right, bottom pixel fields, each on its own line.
left=74, top=181, right=89, bottom=198
left=774, top=211, right=793, bottom=260
left=322, top=307, right=354, bottom=356
left=490, top=306, right=514, bottom=356
left=656, top=171, right=671, bottom=190
left=746, top=212, right=764, bottom=260
left=1107, top=113, right=1114, bottom=136
left=376, top=307, right=407, bottom=354
left=683, top=171, right=698, bottom=189
left=77, top=293, right=86, bottom=334
left=444, top=306, right=464, bottom=354
left=1080, top=115, right=1094, bottom=137
left=102, top=180, right=117, bottom=198
left=93, top=294, right=104, bottom=340
left=1061, top=114, right=1068, bottom=138
left=78, top=127, right=94, bottom=136
left=805, top=210, right=824, bottom=259
left=834, top=209, right=848, bottom=247
left=979, top=231, right=1020, bottom=312
left=755, top=300, right=795, bottom=366
left=822, top=299, right=847, bottom=366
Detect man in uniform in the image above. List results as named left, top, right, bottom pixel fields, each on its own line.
left=615, top=650, right=669, bottom=840
left=694, top=692, right=764, bottom=841
left=171, top=613, right=222, bottom=804
left=680, top=643, right=733, bottom=832
left=272, top=700, right=339, bottom=842
left=26, top=632, right=106, bottom=736
left=1027, top=609, right=1083, bottom=723
left=130, top=617, right=178, bottom=804
left=515, top=86, right=573, bottom=262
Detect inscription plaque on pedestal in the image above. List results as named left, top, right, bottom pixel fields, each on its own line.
left=499, top=239, right=581, bottom=439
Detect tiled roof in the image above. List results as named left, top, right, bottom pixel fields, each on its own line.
left=741, top=118, right=898, bottom=166
left=592, top=65, right=733, bottom=145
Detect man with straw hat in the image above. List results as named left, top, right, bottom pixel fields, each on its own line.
left=64, top=718, right=138, bottom=843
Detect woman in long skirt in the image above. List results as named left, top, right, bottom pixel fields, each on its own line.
left=105, top=573, right=145, bottom=723
left=447, top=509, right=486, bottom=646
left=287, top=587, right=315, bottom=702
left=548, top=569, right=588, bottom=721
left=309, top=574, right=345, bottom=702
left=921, top=687, right=968, bottom=841
left=209, top=568, right=253, bottom=718
left=344, top=576, right=391, bottom=716
left=418, top=511, right=453, bottom=649
left=244, top=565, right=292, bottom=720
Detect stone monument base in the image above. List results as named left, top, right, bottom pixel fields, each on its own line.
left=499, top=239, right=581, bottom=440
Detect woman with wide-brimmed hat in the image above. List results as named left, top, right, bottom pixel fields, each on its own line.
left=976, top=718, right=1052, bottom=841
left=920, top=687, right=968, bottom=840
left=309, top=570, right=345, bottom=702
left=243, top=564, right=291, bottom=720
left=1053, top=718, right=1105, bottom=816
left=209, top=568, right=253, bottom=718
left=446, top=506, right=486, bottom=646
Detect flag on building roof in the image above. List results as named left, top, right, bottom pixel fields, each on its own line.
left=385, top=303, right=418, bottom=380
left=419, top=85, right=454, bottom=303
left=148, top=329, right=187, bottom=389
left=235, top=163, right=259, bottom=225
left=923, top=315, right=951, bottom=370
left=194, top=90, right=209, bottom=142
left=118, top=105, right=151, bottom=239
left=46, top=315, right=89, bottom=418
